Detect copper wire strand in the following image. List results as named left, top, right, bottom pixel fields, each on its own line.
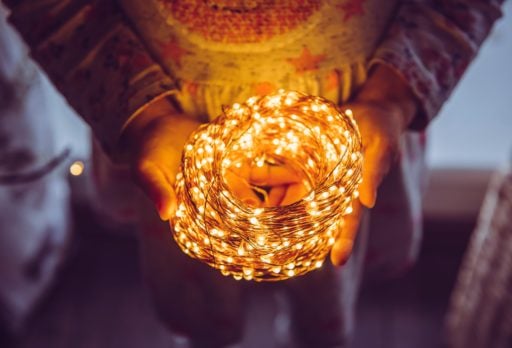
left=172, top=90, right=363, bottom=281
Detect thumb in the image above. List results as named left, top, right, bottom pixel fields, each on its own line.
left=135, top=160, right=177, bottom=220
left=330, top=200, right=363, bottom=266
left=359, top=143, right=394, bottom=208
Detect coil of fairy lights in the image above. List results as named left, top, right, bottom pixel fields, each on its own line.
left=171, top=90, right=363, bottom=281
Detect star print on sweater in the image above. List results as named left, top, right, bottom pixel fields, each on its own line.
left=287, top=47, right=326, bottom=74
left=253, top=81, right=277, bottom=96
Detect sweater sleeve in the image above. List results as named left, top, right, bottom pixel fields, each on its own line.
left=370, top=0, right=505, bottom=130
left=4, top=0, right=177, bottom=159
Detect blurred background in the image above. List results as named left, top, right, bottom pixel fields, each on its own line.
left=1, top=2, right=511, bottom=348
left=425, top=0, right=512, bottom=221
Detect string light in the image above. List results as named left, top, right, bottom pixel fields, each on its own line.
left=69, top=161, right=85, bottom=176
left=171, top=90, right=363, bottom=281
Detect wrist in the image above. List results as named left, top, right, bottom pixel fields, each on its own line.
left=125, top=97, right=176, bottom=133
left=121, top=98, right=177, bottom=154
left=354, top=64, right=418, bottom=131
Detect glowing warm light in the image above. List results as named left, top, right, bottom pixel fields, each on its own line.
left=69, top=161, right=85, bottom=176
left=171, top=90, right=362, bottom=281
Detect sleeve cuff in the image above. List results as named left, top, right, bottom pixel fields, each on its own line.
left=369, top=49, right=439, bottom=131
left=7, top=0, right=179, bottom=162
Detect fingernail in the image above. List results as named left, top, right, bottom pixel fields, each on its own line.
left=155, top=202, right=166, bottom=221
left=336, top=254, right=350, bottom=266
left=159, top=211, right=169, bottom=221
left=370, top=191, right=377, bottom=207
left=331, top=241, right=353, bottom=266
left=243, top=198, right=259, bottom=207
left=331, top=254, right=350, bottom=267
left=158, top=205, right=172, bottom=221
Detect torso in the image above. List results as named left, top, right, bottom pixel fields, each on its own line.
left=123, top=0, right=397, bottom=82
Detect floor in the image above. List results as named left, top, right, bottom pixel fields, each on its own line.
left=0, top=205, right=473, bottom=348
left=352, top=220, right=471, bottom=348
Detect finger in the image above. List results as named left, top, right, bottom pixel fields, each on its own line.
left=280, top=181, right=310, bottom=206
left=265, top=185, right=288, bottom=207
left=359, top=143, right=394, bottom=208
left=226, top=160, right=251, bottom=179
left=250, top=164, right=303, bottom=186
left=330, top=200, right=363, bottom=266
left=135, top=160, right=177, bottom=221
left=223, top=170, right=262, bottom=207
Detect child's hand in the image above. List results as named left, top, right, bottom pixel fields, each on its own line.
left=124, top=98, right=308, bottom=218
left=123, top=99, right=201, bottom=220
left=225, top=162, right=309, bottom=207
left=330, top=65, right=418, bottom=266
